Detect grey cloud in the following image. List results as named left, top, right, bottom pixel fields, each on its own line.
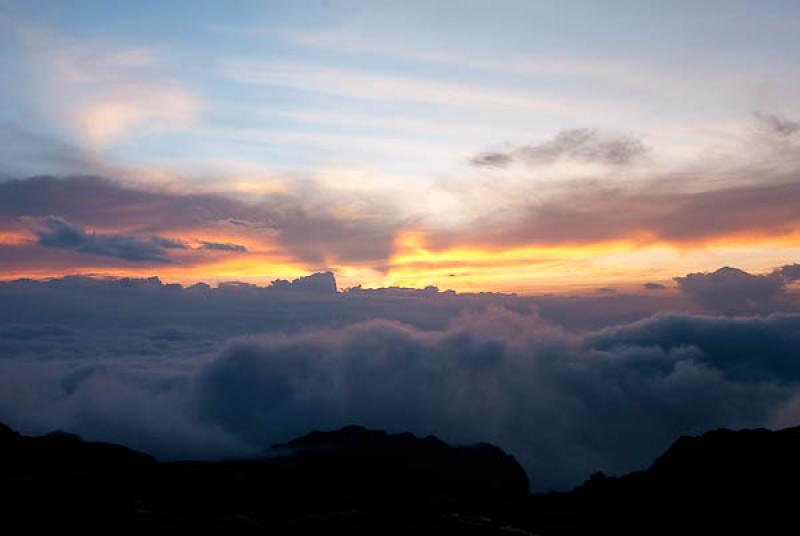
left=452, top=114, right=800, bottom=251
left=589, top=312, right=800, bottom=384
left=260, top=195, right=397, bottom=265
left=150, top=309, right=800, bottom=489
left=777, top=263, right=800, bottom=282
left=0, top=175, right=400, bottom=266
left=431, top=179, right=800, bottom=249
left=756, top=112, right=800, bottom=138
left=199, top=241, right=248, bottom=252
left=152, top=236, right=187, bottom=249
left=472, top=151, right=513, bottom=167
left=472, top=128, right=647, bottom=168
left=0, top=272, right=697, bottom=344
left=0, top=288, right=798, bottom=490
left=594, top=287, right=617, bottom=294
left=269, top=271, right=337, bottom=293
left=644, top=282, right=667, bottom=290
left=28, top=215, right=186, bottom=263
left=0, top=324, right=74, bottom=341
left=674, top=266, right=798, bottom=313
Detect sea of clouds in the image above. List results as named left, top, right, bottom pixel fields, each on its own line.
left=2, top=272, right=800, bottom=490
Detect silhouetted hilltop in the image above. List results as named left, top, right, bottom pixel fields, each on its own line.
left=534, top=425, right=800, bottom=534
left=3, top=422, right=799, bottom=534
left=266, top=425, right=529, bottom=500
left=648, top=425, right=800, bottom=482
left=0, top=423, right=528, bottom=534
left=0, top=423, right=158, bottom=534
left=0, top=422, right=155, bottom=475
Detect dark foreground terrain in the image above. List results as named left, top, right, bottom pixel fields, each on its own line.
left=1, top=421, right=798, bottom=534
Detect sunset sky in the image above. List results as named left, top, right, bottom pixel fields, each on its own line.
left=2, top=0, right=800, bottom=292
left=5, top=1, right=800, bottom=496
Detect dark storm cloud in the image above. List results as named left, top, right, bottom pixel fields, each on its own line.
left=471, top=128, right=647, bottom=168
left=0, top=175, right=400, bottom=266
left=199, top=241, right=248, bottom=252
left=27, top=215, right=186, bottom=263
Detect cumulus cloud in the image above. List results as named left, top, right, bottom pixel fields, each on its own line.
left=269, top=271, right=337, bottom=293
left=777, top=263, right=800, bottom=282
left=1, top=290, right=799, bottom=491
left=472, top=128, right=647, bottom=168
left=187, top=310, right=799, bottom=491
left=26, top=215, right=185, bottom=262
left=674, top=265, right=800, bottom=313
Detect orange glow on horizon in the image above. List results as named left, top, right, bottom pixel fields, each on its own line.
left=3, top=227, right=800, bottom=294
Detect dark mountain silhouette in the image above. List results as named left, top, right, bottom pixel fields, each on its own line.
left=522, top=426, right=800, bottom=534
left=0, top=423, right=528, bottom=534
left=2, top=421, right=798, bottom=534
left=268, top=425, right=529, bottom=500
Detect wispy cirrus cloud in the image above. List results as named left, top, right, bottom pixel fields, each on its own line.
left=221, top=59, right=578, bottom=115
left=274, top=27, right=665, bottom=90
left=76, top=87, right=201, bottom=146
left=14, top=23, right=203, bottom=147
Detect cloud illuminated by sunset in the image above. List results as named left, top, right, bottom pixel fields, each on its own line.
left=0, top=1, right=798, bottom=293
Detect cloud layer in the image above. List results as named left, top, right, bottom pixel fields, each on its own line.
left=675, top=264, right=800, bottom=313
left=0, top=175, right=401, bottom=271
left=28, top=215, right=186, bottom=262
left=1, top=274, right=799, bottom=490
left=2, top=108, right=800, bottom=289
left=472, top=128, right=648, bottom=168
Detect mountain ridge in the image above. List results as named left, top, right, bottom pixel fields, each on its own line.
left=2, top=421, right=798, bottom=534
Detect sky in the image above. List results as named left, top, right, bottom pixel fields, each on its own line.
left=1, top=0, right=800, bottom=293
left=4, top=1, right=800, bottom=492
